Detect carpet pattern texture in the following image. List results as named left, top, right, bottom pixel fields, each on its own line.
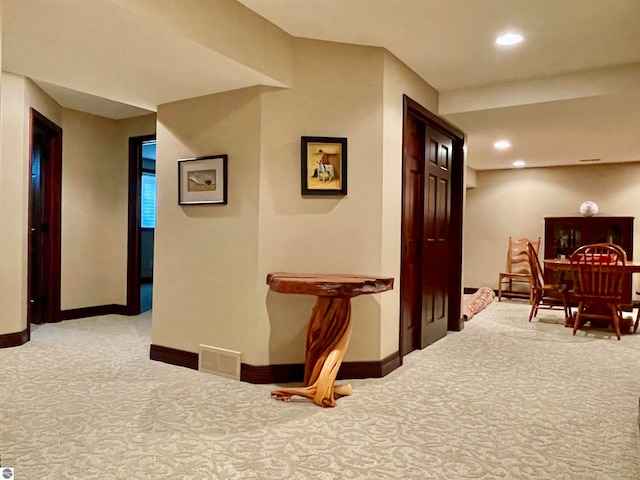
left=1, top=300, right=639, bottom=479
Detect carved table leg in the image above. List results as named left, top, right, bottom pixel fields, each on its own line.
left=271, top=296, right=353, bottom=407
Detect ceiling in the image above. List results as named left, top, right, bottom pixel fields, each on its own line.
left=2, top=0, right=281, bottom=118
left=3, top=0, right=640, bottom=170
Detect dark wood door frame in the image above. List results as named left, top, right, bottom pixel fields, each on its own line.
left=28, top=108, right=63, bottom=326
left=400, top=95, right=465, bottom=358
left=126, top=134, right=155, bottom=315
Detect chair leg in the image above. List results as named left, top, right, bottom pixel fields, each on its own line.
left=610, top=304, right=621, bottom=340
left=635, top=308, right=640, bottom=334
left=528, top=298, right=536, bottom=322
left=528, top=291, right=541, bottom=322
left=498, top=275, right=502, bottom=302
left=573, top=302, right=584, bottom=336
left=563, top=293, right=572, bottom=326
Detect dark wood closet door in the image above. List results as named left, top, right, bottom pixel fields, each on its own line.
left=400, top=114, right=424, bottom=355
left=420, top=127, right=452, bottom=347
left=29, top=127, right=48, bottom=324
left=401, top=107, right=460, bottom=355
left=28, top=110, right=62, bottom=325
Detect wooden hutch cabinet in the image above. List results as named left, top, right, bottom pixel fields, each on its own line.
left=544, top=216, right=635, bottom=303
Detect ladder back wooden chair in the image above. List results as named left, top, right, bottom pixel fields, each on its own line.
left=569, top=243, right=627, bottom=340
left=526, top=242, right=572, bottom=323
left=498, top=236, right=540, bottom=302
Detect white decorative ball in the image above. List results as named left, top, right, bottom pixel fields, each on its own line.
left=579, top=201, right=599, bottom=217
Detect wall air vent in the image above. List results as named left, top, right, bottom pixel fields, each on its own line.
left=199, top=345, right=241, bottom=380
left=579, top=158, right=601, bottom=162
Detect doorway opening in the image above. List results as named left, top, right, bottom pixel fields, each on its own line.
left=399, top=95, right=464, bottom=357
left=127, top=135, right=156, bottom=315
left=28, top=109, right=63, bottom=326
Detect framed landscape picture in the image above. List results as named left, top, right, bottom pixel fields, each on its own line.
left=301, top=136, right=347, bottom=196
left=178, top=155, right=228, bottom=205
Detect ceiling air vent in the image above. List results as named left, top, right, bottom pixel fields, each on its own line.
left=579, top=158, right=601, bottom=163
left=199, top=345, right=241, bottom=380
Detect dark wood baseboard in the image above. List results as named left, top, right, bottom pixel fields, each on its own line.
left=149, top=344, right=402, bottom=384
left=380, top=351, right=402, bottom=376
left=240, top=363, right=305, bottom=384
left=464, top=287, right=499, bottom=295
left=241, top=351, right=401, bottom=384
left=60, top=304, right=127, bottom=320
left=150, top=344, right=199, bottom=370
left=0, top=328, right=29, bottom=348
left=337, top=351, right=401, bottom=381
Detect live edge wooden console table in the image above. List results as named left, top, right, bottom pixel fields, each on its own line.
left=267, top=272, right=394, bottom=407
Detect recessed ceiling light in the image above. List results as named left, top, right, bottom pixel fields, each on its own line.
left=496, top=32, right=524, bottom=46
left=512, top=160, right=526, bottom=168
left=494, top=140, right=511, bottom=150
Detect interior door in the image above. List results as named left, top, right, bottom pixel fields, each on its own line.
left=400, top=97, right=463, bottom=356
left=400, top=114, right=424, bottom=355
left=420, top=127, right=452, bottom=347
left=28, top=110, right=62, bottom=325
left=29, top=127, right=48, bottom=324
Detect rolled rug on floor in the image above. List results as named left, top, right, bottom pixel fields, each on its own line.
left=463, top=287, right=496, bottom=321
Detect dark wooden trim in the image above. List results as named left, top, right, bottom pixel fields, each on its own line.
left=60, top=304, right=127, bottom=320
left=379, top=351, right=402, bottom=377
left=126, top=134, right=155, bottom=316
left=150, top=344, right=199, bottom=370
left=464, top=287, right=499, bottom=295
left=150, top=343, right=401, bottom=383
left=0, top=328, right=30, bottom=348
left=337, top=351, right=401, bottom=379
left=240, top=363, right=305, bottom=384
left=404, top=95, right=465, bottom=139
left=241, top=351, right=401, bottom=384
left=448, top=131, right=466, bottom=332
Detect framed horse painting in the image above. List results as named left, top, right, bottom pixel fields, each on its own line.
left=301, top=136, right=347, bottom=196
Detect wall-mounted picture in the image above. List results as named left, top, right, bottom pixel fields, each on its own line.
left=301, top=136, right=347, bottom=196
left=178, top=155, right=228, bottom=205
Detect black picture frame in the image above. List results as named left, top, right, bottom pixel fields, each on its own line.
left=301, top=136, right=347, bottom=196
left=178, top=155, right=228, bottom=205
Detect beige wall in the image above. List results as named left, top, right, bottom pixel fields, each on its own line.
left=60, top=109, right=155, bottom=309
left=0, top=73, right=30, bottom=334
left=152, top=87, right=264, bottom=362
left=464, top=163, right=640, bottom=297
left=258, top=39, right=386, bottom=364
left=152, top=39, right=440, bottom=367
left=0, top=73, right=155, bottom=334
left=0, top=75, right=62, bottom=334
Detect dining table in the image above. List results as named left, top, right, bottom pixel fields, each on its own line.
left=543, top=258, right=640, bottom=274
left=543, top=258, right=640, bottom=332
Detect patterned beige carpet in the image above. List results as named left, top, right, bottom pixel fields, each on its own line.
left=1, top=299, right=639, bottom=479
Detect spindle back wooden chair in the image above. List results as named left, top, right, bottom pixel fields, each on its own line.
left=569, top=243, right=627, bottom=340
